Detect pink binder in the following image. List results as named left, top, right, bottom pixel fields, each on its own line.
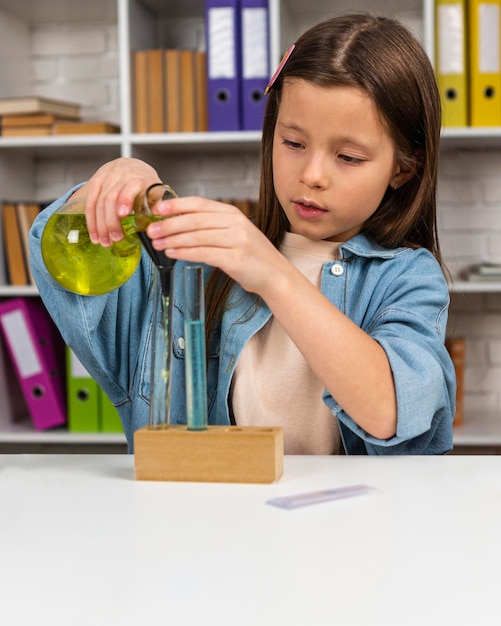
left=0, top=298, right=67, bottom=430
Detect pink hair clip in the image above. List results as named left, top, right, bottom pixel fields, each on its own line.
left=264, top=44, right=296, bottom=95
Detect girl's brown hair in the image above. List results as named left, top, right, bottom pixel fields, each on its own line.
left=206, top=13, right=443, bottom=340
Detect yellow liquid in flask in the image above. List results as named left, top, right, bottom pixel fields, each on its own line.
left=41, top=213, right=150, bottom=296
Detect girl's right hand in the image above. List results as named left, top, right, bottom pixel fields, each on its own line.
left=73, top=157, right=163, bottom=247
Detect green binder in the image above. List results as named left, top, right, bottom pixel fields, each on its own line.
left=66, top=347, right=100, bottom=432
left=99, top=388, right=123, bottom=433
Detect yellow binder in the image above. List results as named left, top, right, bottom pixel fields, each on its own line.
left=435, top=0, right=468, bottom=127
left=469, top=0, right=501, bottom=126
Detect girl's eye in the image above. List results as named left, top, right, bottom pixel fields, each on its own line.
left=339, top=154, right=363, bottom=165
left=283, top=139, right=303, bottom=149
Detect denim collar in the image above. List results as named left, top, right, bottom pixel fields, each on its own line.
left=339, top=233, right=408, bottom=260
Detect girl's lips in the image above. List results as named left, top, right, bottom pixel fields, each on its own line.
left=293, top=201, right=327, bottom=219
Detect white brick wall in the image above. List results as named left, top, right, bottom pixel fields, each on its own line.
left=30, top=22, right=120, bottom=123
left=441, top=146, right=501, bottom=420
left=26, top=22, right=501, bottom=427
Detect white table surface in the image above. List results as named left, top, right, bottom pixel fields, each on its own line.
left=1, top=454, right=500, bottom=626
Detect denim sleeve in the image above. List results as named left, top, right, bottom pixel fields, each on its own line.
left=325, top=249, right=455, bottom=454
left=28, top=186, right=155, bottom=408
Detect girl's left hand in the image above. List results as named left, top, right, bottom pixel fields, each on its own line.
left=146, top=196, right=286, bottom=296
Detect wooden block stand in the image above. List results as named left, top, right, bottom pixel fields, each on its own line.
left=134, top=425, right=284, bottom=484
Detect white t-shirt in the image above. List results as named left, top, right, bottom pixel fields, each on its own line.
left=231, top=232, right=342, bottom=454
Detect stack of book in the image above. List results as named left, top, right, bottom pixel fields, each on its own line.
left=462, top=262, right=501, bottom=282
left=132, top=49, right=208, bottom=133
left=0, top=96, right=120, bottom=136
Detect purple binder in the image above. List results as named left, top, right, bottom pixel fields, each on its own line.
left=0, top=298, right=67, bottom=430
left=240, top=0, right=270, bottom=131
left=205, top=0, right=241, bottom=131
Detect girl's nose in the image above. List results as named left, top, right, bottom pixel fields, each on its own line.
left=300, top=154, right=330, bottom=189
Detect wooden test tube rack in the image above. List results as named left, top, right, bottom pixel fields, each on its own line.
left=134, top=425, right=284, bottom=484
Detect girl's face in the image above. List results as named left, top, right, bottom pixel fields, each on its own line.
left=272, top=78, right=405, bottom=242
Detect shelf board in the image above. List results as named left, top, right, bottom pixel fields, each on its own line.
left=449, top=280, right=501, bottom=293
left=441, top=127, right=501, bottom=150
left=0, top=426, right=495, bottom=447
left=0, top=285, right=39, bottom=297
left=0, top=424, right=126, bottom=445
left=0, top=135, right=123, bottom=160
left=130, top=131, right=262, bottom=152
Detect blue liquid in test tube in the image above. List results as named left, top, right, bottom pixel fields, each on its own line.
left=183, top=265, right=208, bottom=430
left=185, top=319, right=208, bottom=429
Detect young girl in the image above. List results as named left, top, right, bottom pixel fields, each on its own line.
left=30, top=13, right=456, bottom=455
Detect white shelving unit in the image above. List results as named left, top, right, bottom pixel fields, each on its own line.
left=0, top=0, right=499, bottom=448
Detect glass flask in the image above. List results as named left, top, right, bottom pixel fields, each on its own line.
left=41, top=183, right=178, bottom=296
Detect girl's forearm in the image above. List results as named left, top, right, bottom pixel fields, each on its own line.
left=259, top=259, right=397, bottom=440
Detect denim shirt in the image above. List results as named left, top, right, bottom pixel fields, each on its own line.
left=29, top=186, right=455, bottom=455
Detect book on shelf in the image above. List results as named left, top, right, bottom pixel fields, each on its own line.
left=147, top=49, right=165, bottom=133
left=1, top=126, right=53, bottom=137
left=1, top=201, right=42, bottom=286
left=462, top=262, right=501, bottom=281
left=1, top=113, right=60, bottom=127
left=219, top=197, right=258, bottom=218
left=1, top=113, right=57, bottom=136
left=0, top=96, right=80, bottom=119
left=15, top=202, right=41, bottom=284
left=133, top=50, right=149, bottom=133
left=445, top=337, right=465, bottom=427
left=180, top=49, right=197, bottom=132
left=195, top=50, right=208, bottom=132
left=53, top=121, right=120, bottom=135
left=132, top=48, right=208, bottom=133
left=0, top=203, right=7, bottom=286
left=1, top=202, right=29, bottom=286
left=165, top=49, right=181, bottom=132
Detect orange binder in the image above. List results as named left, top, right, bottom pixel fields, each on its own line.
left=468, top=0, right=501, bottom=126
left=435, top=0, right=468, bottom=127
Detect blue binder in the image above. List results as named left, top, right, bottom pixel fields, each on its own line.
left=205, top=0, right=241, bottom=131
left=240, top=0, right=270, bottom=130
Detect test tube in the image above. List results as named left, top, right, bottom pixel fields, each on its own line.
left=148, top=266, right=173, bottom=428
left=183, top=265, right=208, bottom=430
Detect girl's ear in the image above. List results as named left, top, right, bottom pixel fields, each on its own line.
left=391, top=155, right=419, bottom=189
